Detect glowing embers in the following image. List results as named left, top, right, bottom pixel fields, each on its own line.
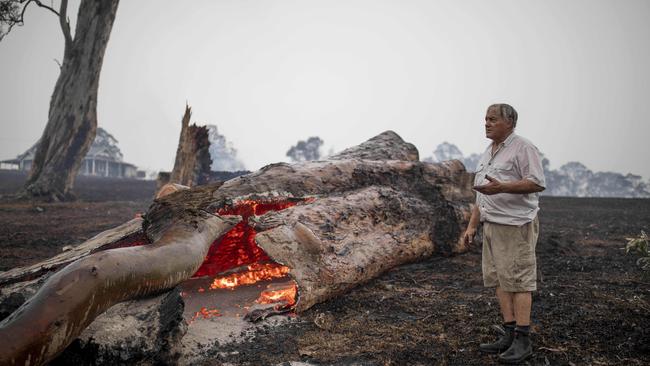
left=209, top=262, right=290, bottom=290
left=257, top=282, right=297, bottom=307
left=179, top=274, right=297, bottom=323
left=189, top=307, right=222, bottom=323
left=183, top=198, right=305, bottom=323
left=192, top=199, right=301, bottom=278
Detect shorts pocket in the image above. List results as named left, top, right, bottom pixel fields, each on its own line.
left=515, top=228, right=535, bottom=273
left=519, top=222, right=529, bottom=242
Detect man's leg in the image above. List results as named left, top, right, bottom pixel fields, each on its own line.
left=499, top=291, right=533, bottom=363
left=513, top=291, right=531, bottom=325
left=480, top=287, right=516, bottom=353
left=480, top=222, right=516, bottom=354
left=496, top=287, right=515, bottom=323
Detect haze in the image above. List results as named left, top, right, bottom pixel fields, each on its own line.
left=1, top=0, right=649, bottom=179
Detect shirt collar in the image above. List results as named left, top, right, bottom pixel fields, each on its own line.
left=484, top=132, right=517, bottom=153
left=502, top=131, right=517, bottom=146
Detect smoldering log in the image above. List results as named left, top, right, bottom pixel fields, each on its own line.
left=0, top=213, right=239, bottom=366
left=0, top=130, right=475, bottom=365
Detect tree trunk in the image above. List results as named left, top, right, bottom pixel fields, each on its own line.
left=22, top=0, right=120, bottom=201
left=0, top=131, right=475, bottom=364
left=0, top=212, right=239, bottom=365
left=169, top=104, right=213, bottom=187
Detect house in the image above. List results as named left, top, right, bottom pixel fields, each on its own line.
left=1, top=128, right=138, bottom=178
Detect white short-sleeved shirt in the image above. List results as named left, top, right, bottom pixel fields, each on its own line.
left=474, top=132, right=546, bottom=226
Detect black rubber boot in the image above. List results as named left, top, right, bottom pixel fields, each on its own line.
left=498, top=329, right=532, bottom=364
left=479, top=323, right=515, bottom=354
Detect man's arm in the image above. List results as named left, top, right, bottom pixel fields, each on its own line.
left=473, top=175, right=544, bottom=195
left=462, top=205, right=480, bottom=246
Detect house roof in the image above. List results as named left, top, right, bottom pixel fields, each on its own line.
left=3, top=128, right=134, bottom=165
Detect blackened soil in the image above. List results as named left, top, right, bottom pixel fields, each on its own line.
left=0, top=170, right=153, bottom=271
left=0, top=171, right=648, bottom=365
left=211, top=197, right=650, bottom=366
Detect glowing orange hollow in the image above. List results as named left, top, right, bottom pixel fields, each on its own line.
left=192, top=199, right=300, bottom=278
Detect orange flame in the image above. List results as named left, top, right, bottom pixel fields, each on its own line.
left=256, top=283, right=298, bottom=306
left=190, top=306, right=222, bottom=322
left=189, top=198, right=304, bottom=315
left=209, top=262, right=290, bottom=290
left=193, top=198, right=302, bottom=278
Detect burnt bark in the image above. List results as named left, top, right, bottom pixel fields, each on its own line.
left=169, top=104, right=213, bottom=187
left=21, top=0, right=119, bottom=201
left=0, top=131, right=475, bottom=364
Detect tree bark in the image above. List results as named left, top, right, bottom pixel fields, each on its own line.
left=22, top=0, right=120, bottom=201
left=169, top=104, right=213, bottom=187
left=0, top=212, right=238, bottom=365
left=0, top=131, right=475, bottom=363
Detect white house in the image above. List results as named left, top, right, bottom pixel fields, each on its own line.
left=1, top=128, right=138, bottom=178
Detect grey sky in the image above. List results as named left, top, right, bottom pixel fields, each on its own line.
left=1, top=0, right=649, bottom=179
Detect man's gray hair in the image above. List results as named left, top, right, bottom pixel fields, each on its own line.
left=489, top=103, right=518, bottom=128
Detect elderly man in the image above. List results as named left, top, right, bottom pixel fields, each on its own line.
left=463, top=104, right=545, bottom=364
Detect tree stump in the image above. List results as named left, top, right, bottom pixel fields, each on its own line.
left=169, top=104, right=213, bottom=187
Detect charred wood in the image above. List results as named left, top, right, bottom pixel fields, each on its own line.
left=169, top=104, right=213, bottom=187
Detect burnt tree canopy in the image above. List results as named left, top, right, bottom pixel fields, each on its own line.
left=2, top=0, right=120, bottom=201
left=0, top=131, right=475, bottom=365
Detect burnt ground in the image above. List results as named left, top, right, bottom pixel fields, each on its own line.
left=0, top=170, right=649, bottom=365
left=0, top=170, right=155, bottom=271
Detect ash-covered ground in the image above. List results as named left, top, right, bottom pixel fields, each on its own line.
left=0, top=170, right=648, bottom=365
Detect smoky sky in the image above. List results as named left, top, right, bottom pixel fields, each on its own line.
left=1, top=0, right=649, bottom=179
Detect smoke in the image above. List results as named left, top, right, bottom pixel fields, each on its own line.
left=206, top=125, right=246, bottom=172
left=423, top=141, right=480, bottom=171
left=425, top=142, right=650, bottom=198
left=286, top=137, right=324, bottom=162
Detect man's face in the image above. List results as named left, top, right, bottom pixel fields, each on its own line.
left=484, top=107, right=513, bottom=142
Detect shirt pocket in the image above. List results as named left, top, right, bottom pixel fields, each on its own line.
left=474, top=162, right=486, bottom=186
left=491, top=162, right=518, bottom=182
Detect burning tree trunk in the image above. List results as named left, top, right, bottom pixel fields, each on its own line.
left=22, top=0, right=120, bottom=201
left=0, top=131, right=475, bottom=364
left=169, top=104, right=213, bottom=187
left=0, top=211, right=239, bottom=365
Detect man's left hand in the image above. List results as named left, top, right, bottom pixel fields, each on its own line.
left=473, top=175, right=504, bottom=195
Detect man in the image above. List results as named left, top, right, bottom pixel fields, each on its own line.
left=463, top=104, right=545, bottom=364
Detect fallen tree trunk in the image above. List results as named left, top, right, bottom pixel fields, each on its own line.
left=0, top=213, right=239, bottom=365
left=0, top=130, right=475, bottom=364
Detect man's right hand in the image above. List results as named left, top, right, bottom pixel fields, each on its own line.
left=463, top=227, right=477, bottom=247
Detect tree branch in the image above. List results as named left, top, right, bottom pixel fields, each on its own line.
left=57, top=0, right=72, bottom=55
left=0, top=0, right=66, bottom=42
left=0, top=0, right=31, bottom=41
left=33, top=0, right=59, bottom=17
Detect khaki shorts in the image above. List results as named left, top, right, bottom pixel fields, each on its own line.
left=482, top=217, right=539, bottom=292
